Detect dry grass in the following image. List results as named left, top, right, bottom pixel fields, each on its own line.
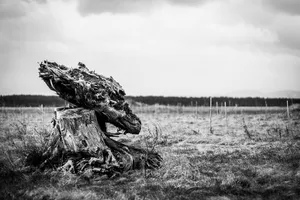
left=0, top=107, right=300, bottom=200
left=131, top=105, right=288, bottom=115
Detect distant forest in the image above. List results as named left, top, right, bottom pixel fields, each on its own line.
left=0, top=95, right=65, bottom=107
left=128, top=96, right=300, bottom=107
left=1, top=95, right=300, bottom=107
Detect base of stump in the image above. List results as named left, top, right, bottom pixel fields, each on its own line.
left=26, top=107, right=162, bottom=176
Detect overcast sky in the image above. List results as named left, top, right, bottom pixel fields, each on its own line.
left=0, top=0, right=300, bottom=97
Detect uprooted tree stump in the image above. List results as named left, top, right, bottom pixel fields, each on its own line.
left=26, top=61, right=162, bottom=176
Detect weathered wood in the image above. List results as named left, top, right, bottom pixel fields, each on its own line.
left=94, top=103, right=141, bottom=134
left=35, top=60, right=162, bottom=175
left=38, top=61, right=141, bottom=135
left=40, top=108, right=117, bottom=173
left=39, top=108, right=162, bottom=175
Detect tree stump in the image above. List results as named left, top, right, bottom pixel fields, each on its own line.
left=32, top=60, right=162, bottom=176
left=38, top=107, right=162, bottom=175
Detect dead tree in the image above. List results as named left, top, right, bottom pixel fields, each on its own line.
left=39, top=61, right=141, bottom=135
left=31, top=61, right=162, bottom=175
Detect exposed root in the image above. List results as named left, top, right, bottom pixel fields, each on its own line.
left=58, top=160, right=75, bottom=174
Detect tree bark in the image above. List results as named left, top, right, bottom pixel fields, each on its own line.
left=35, top=60, right=162, bottom=175
left=38, top=107, right=162, bottom=175
left=38, top=60, right=141, bottom=135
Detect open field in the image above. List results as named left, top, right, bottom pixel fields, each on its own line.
left=131, top=105, right=289, bottom=115
left=0, top=107, right=300, bottom=200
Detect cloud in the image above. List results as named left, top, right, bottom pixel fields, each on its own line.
left=0, top=0, right=27, bottom=19
left=76, top=0, right=152, bottom=16
left=76, top=0, right=212, bottom=16
left=76, top=0, right=300, bottom=16
left=166, top=0, right=210, bottom=6
left=73, top=0, right=300, bottom=52
left=214, top=0, right=300, bottom=52
left=264, top=0, right=300, bottom=15
left=271, top=15, right=300, bottom=51
left=0, top=0, right=66, bottom=45
left=0, top=0, right=299, bottom=95
left=0, top=0, right=50, bottom=20
left=22, top=0, right=48, bottom=4
left=0, top=0, right=74, bottom=95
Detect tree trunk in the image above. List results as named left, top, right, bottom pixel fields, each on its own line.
left=35, top=60, right=162, bottom=176
left=38, top=60, right=141, bottom=135
left=38, top=107, right=162, bottom=175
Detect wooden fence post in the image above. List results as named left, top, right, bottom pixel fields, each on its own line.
left=209, top=97, right=213, bottom=134
left=287, top=100, right=290, bottom=119
left=41, top=104, right=44, bottom=129
left=225, top=102, right=228, bottom=133
left=235, top=104, right=237, bottom=115
left=265, top=99, right=268, bottom=115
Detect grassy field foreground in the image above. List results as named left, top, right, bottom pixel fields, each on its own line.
left=0, top=108, right=300, bottom=200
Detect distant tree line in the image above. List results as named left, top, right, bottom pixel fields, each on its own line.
left=126, top=96, right=300, bottom=107
left=0, top=95, right=299, bottom=107
left=0, top=95, right=65, bottom=107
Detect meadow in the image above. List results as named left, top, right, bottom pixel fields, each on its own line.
left=0, top=106, right=300, bottom=200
